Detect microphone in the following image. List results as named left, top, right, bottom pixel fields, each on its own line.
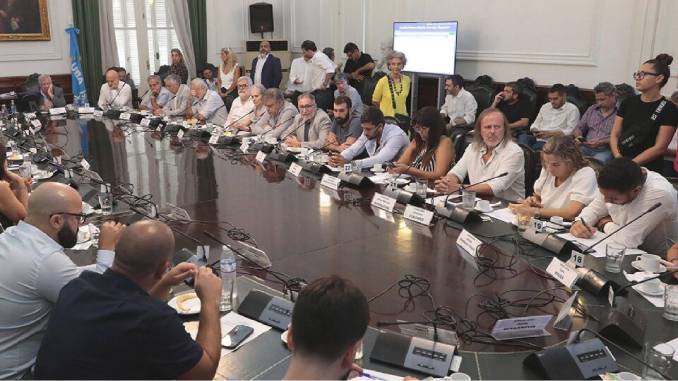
left=257, top=114, right=298, bottom=141
left=224, top=109, right=255, bottom=131
left=106, top=81, right=127, bottom=109
left=203, top=231, right=272, bottom=270
left=579, top=202, right=662, bottom=254
left=442, top=171, right=509, bottom=206
left=615, top=272, right=667, bottom=296
left=278, top=116, right=307, bottom=143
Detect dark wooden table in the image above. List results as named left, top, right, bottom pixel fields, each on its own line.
left=39, top=116, right=677, bottom=379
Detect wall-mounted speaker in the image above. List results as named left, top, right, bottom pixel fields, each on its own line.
left=249, top=3, right=274, bottom=34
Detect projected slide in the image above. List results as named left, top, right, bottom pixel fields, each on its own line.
left=393, top=21, right=458, bottom=75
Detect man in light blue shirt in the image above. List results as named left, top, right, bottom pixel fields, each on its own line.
left=189, top=78, right=228, bottom=125
left=329, top=106, right=409, bottom=169
left=0, top=182, right=125, bottom=379
left=140, top=75, right=171, bottom=112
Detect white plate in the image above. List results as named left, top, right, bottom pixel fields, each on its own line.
left=168, top=292, right=201, bottom=315
left=281, top=330, right=289, bottom=345
left=33, top=170, right=56, bottom=180
left=631, top=260, right=666, bottom=273
left=392, top=177, right=410, bottom=186
left=635, top=283, right=665, bottom=297
left=475, top=205, right=493, bottom=213
left=370, top=167, right=385, bottom=173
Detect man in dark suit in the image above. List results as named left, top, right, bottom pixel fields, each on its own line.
left=250, top=40, right=282, bottom=89
left=37, top=74, right=67, bottom=111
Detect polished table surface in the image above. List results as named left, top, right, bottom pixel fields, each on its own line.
left=20, top=115, right=678, bottom=379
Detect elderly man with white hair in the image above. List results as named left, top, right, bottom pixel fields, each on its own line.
left=157, top=74, right=191, bottom=117
left=37, top=74, right=66, bottom=111
left=189, top=78, right=228, bottom=125
left=226, top=76, right=255, bottom=133
left=140, top=75, right=171, bottom=113
left=97, top=67, right=133, bottom=110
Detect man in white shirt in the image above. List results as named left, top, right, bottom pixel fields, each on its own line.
left=226, top=76, right=255, bottom=133
left=285, top=92, right=331, bottom=150
left=570, top=158, right=678, bottom=255
left=140, top=75, right=171, bottom=113
left=441, top=75, right=478, bottom=140
left=251, top=88, right=299, bottom=139
left=333, top=73, right=363, bottom=118
left=0, top=182, right=125, bottom=379
left=519, top=83, right=580, bottom=150
left=329, top=106, right=409, bottom=170
left=189, top=78, right=228, bottom=125
left=301, top=40, right=336, bottom=111
left=159, top=74, right=190, bottom=117
left=97, top=68, right=133, bottom=110
left=435, top=108, right=526, bottom=202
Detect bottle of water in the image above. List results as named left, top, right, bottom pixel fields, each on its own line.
left=219, top=245, right=237, bottom=312
left=1, top=104, right=6, bottom=119
left=9, top=100, right=16, bottom=115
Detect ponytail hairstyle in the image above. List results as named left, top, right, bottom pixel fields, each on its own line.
left=644, top=53, right=673, bottom=88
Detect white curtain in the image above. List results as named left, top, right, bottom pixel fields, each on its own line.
left=167, top=0, right=196, bottom=80
left=98, top=0, right=120, bottom=70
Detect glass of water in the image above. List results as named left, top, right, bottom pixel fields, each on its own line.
left=605, top=243, right=625, bottom=273
left=98, top=192, right=113, bottom=215
left=664, top=285, right=678, bottom=321
left=415, top=178, right=428, bottom=198
left=461, top=190, right=476, bottom=210
left=642, top=342, right=674, bottom=380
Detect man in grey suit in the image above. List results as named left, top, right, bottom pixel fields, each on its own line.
left=158, top=74, right=190, bottom=117
left=38, top=74, right=66, bottom=111
left=284, top=92, right=331, bottom=150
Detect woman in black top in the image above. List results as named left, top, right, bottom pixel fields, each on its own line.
left=610, top=54, right=678, bottom=173
left=0, top=141, right=29, bottom=228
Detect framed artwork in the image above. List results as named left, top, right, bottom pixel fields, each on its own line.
left=0, top=0, right=50, bottom=41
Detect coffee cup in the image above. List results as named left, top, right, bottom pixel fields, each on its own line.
left=635, top=254, right=661, bottom=272
left=372, top=163, right=383, bottom=172
left=477, top=199, right=491, bottom=211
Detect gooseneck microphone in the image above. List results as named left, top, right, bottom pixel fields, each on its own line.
left=443, top=171, right=509, bottom=206
left=106, top=81, right=127, bottom=109
left=579, top=202, right=662, bottom=254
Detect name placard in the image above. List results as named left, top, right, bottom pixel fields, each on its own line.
left=255, top=151, right=267, bottom=164
left=78, top=107, right=95, bottom=114
left=140, top=118, right=151, bottom=127
left=119, top=112, right=131, bottom=120
left=240, top=141, right=250, bottom=153
left=208, top=134, right=219, bottom=145
left=320, top=174, right=341, bottom=190
left=93, top=110, right=104, bottom=118
left=80, top=158, right=91, bottom=170
left=371, top=193, right=397, bottom=213
left=456, top=229, right=483, bottom=257
left=49, top=107, right=67, bottom=115
left=491, top=315, right=552, bottom=340
left=546, top=257, right=579, bottom=289
left=30, top=119, right=42, bottom=133
left=288, top=162, right=303, bottom=177
left=403, top=204, right=434, bottom=225
left=176, top=129, right=185, bottom=139
left=553, top=291, right=578, bottom=331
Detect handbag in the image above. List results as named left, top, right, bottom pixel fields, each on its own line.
left=619, top=98, right=667, bottom=156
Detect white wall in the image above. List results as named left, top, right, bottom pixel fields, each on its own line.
left=207, top=0, right=677, bottom=93
left=0, top=0, right=73, bottom=76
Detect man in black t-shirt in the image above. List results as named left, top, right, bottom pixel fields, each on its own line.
left=342, top=42, right=375, bottom=98
left=492, top=82, right=531, bottom=136
left=34, top=221, right=223, bottom=380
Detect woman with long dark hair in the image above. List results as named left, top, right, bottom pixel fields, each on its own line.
left=389, top=106, right=454, bottom=180
left=0, top=141, right=29, bottom=227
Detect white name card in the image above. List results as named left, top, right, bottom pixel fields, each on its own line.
left=30, top=119, right=42, bottom=133
left=80, top=158, right=91, bottom=170
left=371, top=193, right=397, bottom=213
left=78, top=107, right=95, bottom=114
left=403, top=204, right=434, bottom=225
left=176, top=129, right=185, bottom=139
left=456, top=229, right=483, bottom=257
left=93, top=110, right=104, bottom=118
left=288, top=162, right=303, bottom=177
left=119, top=112, right=131, bottom=120
left=140, top=118, right=151, bottom=127
left=546, top=257, right=579, bottom=289
left=49, top=107, right=67, bottom=115
left=239, top=141, right=250, bottom=153
left=208, top=134, right=219, bottom=145
left=24, top=112, right=36, bottom=119
left=255, top=151, right=267, bottom=163
left=492, top=315, right=553, bottom=340
left=29, top=148, right=37, bottom=154
left=320, top=174, right=341, bottom=190
left=553, top=291, right=577, bottom=331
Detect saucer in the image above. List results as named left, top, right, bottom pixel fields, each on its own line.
left=474, top=205, right=493, bottom=213
left=631, top=260, right=666, bottom=273
left=635, top=282, right=665, bottom=297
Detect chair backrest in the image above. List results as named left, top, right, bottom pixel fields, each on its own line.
left=584, top=157, right=605, bottom=175
left=474, top=75, right=495, bottom=88
left=466, top=85, right=495, bottom=117
left=615, top=83, right=636, bottom=107
left=361, top=71, right=386, bottom=105
left=454, top=131, right=474, bottom=163
left=566, top=84, right=589, bottom=116
left=519, top=143, right=539, bottom=197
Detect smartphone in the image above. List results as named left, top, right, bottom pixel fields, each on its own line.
left=221, top=325, right=254, bottom=349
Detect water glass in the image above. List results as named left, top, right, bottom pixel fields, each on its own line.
left=642, top=342, right=674, bottom=380
left=98, top=192, right=113, bottom=215
left=605, top=243, right=625, bottom=273
left=354, top=339, right=364, bottom=361
left=415, top=178, right=428, bottom=198
left=664, top=285, right=678, bottom=321
left=19, top=161, right=32, bottom=178
left=350, top=161, right=361, bottom=173
left=461, top=190, right=476, bottom=209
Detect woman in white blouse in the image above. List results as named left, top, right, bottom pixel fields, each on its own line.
left=510, top=136, right=597, bottom=220
left=217, top=47, right=242, bottom=112
left=434, top=108, right=525, bottom=201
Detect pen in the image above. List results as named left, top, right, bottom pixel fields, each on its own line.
left=580, top=217, right=589, bottom=229
left=359, top=371, right=386, bottom=381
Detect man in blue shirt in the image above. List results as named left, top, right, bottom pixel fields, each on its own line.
left=34, top=220, right=223, bottom=379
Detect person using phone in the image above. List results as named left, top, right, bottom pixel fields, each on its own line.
left=573, top=82, right=617, bottom=163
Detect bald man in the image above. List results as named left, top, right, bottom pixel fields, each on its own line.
left=35, top=220, right=223, bottom=379
left=97, top=67, right=133, bottom=110
left=0, top=182, right=125, bottom=379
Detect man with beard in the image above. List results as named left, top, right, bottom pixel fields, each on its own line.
left=250, top=39, right=282, bottom=89
left=226, top=76, right=255, bottom=134
left=0, top=182, right=125, bottom=379
left=325, top=95, right=362, bottom=152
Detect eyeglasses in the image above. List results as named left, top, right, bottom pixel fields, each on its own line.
left=298, top=104, right=316, bottom=109
left=412, top=124, right=429, bottom=131
left=50, top=212, right=87, bottom=224
left=237, top=84, right=249, bottom=88
left=633, top=71, right=660, bottom=80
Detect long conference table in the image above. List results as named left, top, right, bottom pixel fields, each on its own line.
left=11, top=113, right=678, bottom=379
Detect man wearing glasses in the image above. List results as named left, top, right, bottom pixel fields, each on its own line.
left=0, top=182, right=125, bottom=379
left=284, top=92, right=331, bottom=149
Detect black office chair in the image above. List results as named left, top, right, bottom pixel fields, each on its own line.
left=18, top=92, right=40, bottom=113
left=615, top=83, right=636, bottom=107
left=466, top=85, right=495, bottom=118
left=362, top=71, right=386, bottom=105
left=566, top=84, right=590, bottom=116
left=517, top=78, right=538, bottom=123
left=519, top=143, right=539, bottom=197
left=453, top=131, right=474, bottom=163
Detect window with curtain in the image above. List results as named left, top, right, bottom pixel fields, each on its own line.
left=112, top=0, right=180, bottom=91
